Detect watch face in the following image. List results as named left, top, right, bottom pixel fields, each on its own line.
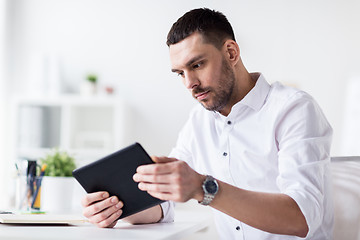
left=205, top=180, right=218, bottom=194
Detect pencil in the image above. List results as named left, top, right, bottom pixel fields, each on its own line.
left=31, top=164, right=47, bottom=209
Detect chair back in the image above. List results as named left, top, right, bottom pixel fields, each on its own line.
left=331, top=156, right=360, bottom=240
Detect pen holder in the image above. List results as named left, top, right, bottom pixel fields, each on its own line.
left=15, top=175, right=27, bottom=210
left=15, top=175, right=43, bottom=211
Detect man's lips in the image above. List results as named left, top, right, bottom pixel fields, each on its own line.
left=194, top=90, right=210, bottom=100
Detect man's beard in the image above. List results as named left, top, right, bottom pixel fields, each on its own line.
left=193, top=58, right=235, bottom=112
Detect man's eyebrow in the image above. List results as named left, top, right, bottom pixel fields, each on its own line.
left=171, top=54, right=206, bottom=73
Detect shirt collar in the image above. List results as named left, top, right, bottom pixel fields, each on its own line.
left=238, top=72, right=270, bottom=111
left=213, top=72, right=271, bottom=119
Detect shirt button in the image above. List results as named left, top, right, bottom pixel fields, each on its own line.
left=236, top=226, right=241, bottom=231
left=223, top=152, right=227, bottom=156
left=227, top=121, right=232, bottom=125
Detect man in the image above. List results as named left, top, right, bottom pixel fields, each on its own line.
left=81, top=8, right=333, bottom=239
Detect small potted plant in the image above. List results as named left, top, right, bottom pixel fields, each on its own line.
left=39, top=149, right=77, bottom=213
left=81, top=73, right=98, bottom=96
left=86, top=74, right=97, bottom=84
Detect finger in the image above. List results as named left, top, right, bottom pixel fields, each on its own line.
left=138, top=182, right=173, bottom=193
left=89, top=201, right=123, bottom=224
left=96, top=209, right=123, bottom=228
left=147, top=190, right=189, bottom=203
left=133, top=172, right=171, bottom=183
left=136, top=162, right=174, bottom=175
left=107, top=220, right=118, bottom=228
left=81, top=191, right=109, bottom=207
left=147, top=191, right=173, bottom=201
left=151, top=156, right=177, bottom=163
left=83, top=196, right=120, bottom=218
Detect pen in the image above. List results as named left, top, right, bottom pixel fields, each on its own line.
left=27, top=172, right=35, bottom=209
left=27, top=161, right=37, bottom=200
left=14, top=163, right=20, bottom=176
left=31, top=164, right=47, bottom=209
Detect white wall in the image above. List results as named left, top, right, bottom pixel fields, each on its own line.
left=0, top=0, right=9, bottom=208
left=7, top=0, right=360, bottom=157
left=7, top=0, right=208, bottom=156
left=214, top=0, right=360, bottom=156
left=2, top=0, right=360, bottom=207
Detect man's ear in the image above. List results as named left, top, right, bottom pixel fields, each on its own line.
left=223, top=40, right=240, bottom=66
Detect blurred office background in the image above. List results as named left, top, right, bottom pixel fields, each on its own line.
left=0, top=0, right=360, bottom=225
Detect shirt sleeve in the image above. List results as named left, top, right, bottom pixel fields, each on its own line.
left=159, top=201, right=175, bottom=223
left=275, top=92, right=333, bottom=238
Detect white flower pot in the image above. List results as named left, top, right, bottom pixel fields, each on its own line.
left=40, top=176, right=74, bottom=213
left=80, top=81, right=97, bottom=96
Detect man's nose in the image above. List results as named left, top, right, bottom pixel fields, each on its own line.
left=184, top=72, right=200, bottom=90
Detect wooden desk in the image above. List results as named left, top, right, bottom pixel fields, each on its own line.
left=0, top=210, right=210, bottom=240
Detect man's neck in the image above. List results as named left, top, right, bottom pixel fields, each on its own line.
left=218, top=69, right=255, bottom=116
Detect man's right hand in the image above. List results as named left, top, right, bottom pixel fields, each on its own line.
left=81, top=191, right=124, bottom=228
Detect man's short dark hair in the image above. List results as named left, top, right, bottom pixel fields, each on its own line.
left=166, top=8, right=236, bottom=49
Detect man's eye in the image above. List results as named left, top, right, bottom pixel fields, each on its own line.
left=193, top=63, right=201, bottom=69
left=177, top=72, right=184, bottom=77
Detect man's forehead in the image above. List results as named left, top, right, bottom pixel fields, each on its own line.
left=169, top=33, right=214, bottom=67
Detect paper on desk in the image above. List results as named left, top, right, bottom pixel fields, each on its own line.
left=0, top=214, right=88, bottom=225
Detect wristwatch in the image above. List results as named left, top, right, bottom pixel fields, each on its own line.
left=199, top=175, right=219, bottom=206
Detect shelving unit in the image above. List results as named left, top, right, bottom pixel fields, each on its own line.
left=11, top=95, right=130, bottom=165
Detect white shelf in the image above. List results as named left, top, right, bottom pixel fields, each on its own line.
left=14, top=94, right=123, bottom=106
left=12, top=95, right=130, bottom=164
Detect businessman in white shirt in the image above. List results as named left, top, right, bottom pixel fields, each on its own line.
left=81, top=8, right=333, bottom=239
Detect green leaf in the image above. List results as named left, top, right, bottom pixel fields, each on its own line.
left=39, top=149, right=77, bottom=177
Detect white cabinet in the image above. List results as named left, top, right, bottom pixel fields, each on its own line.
left=12, top=95, right=130, bottom=164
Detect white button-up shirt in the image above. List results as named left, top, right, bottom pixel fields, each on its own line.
left=163, top=73, right=333, bottom=239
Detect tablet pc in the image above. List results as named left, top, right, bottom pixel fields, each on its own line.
left=72, top=142, right=164, bottom=219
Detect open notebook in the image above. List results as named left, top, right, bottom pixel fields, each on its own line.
left=0, top=214, right=88, bottom=225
